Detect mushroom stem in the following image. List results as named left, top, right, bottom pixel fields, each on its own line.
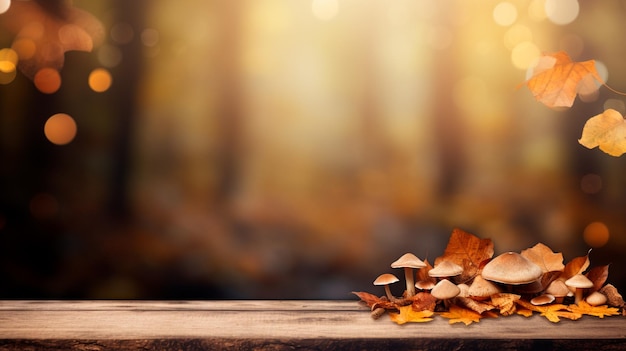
left=403, top=267, right=415, bottom=297
left=574, top=288, right=584, bottom=304
left=384, top=285, right=395, bottom=301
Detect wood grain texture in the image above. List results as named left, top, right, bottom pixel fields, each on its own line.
left=0, top=300, right=625, bottom=350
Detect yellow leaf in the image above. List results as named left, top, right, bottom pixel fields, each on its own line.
left=525, top=51, right=603, bottom=108
left=579, top=109, right=626, bottom=157
left=517, top=308, right=534, bottom=317
left=389, top=305, right=434, bottom=325
left=439, top=305, right=483, bottom=325
left=520, top=243, right=564, bottom=273
left=568, top=301, right=620, bottom=318
left=516, top=299, right=580, bottom=323
left=490, top=293, right=521, bottom=316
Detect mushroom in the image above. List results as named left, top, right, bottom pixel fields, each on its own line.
left=482, top=252, right=543, bottom=289
left=586, top=291, right=608, bottom=306
left=565, top=274, right=594, bottom=304
left=544, top=279, right=571, bottom=303
left=467, top=274, right=501, bottom=300
left=391, top=253, right=426, bottom=297
left=531, top=294, right=555, bottom=306
left=428, top=261, right=463, bottom=281
left=373, top=273, right=400, bottom=301
left=415, top=279, right=436, bottom=291
left=430, top=279, right=460, bottom=308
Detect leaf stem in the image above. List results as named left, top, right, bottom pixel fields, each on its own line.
left=602, top=82, right=626, bottom=96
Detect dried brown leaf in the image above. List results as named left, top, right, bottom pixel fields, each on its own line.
left=521, top=243, right=564, bottom=273
left=586, top=265, right=609, bottom=292
left=435, top=228, right=494, bottom=283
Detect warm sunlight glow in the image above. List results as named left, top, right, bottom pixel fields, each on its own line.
left=44, top=113, right=77, bottom=145
left=493, top=2, right=517, bottom=27
left=0, top=0, right=10, bottom=15
left=34, top=68, right=62, bottom=94
left=0, top=48, right=17, bottom=73
left=545, top=0, right=579, bottom=25
left=311, top=0, right=338, bottom=21
left=504, top=24, right=533, bottom=50
left=511, top=41, right=540, bottom=70
left=88, top=68, right=112, bottom=92
left=583, top=221, right=610, bottom=248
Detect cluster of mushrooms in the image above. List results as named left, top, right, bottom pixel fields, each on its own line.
left=369, top=251, right=623, bottom=318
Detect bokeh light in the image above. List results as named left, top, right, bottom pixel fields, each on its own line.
left=0, top=67, right=16, bottom=84
left=88, top=68, right=112, bottom=92
left=311, top=0, right=338, bottom=21
left=504, top=24, right=533, bottom=50
left=580, top=173, right=602, bottom=194
left=545, top=0, right=580, bottom=25
left=44, top=113, right=77, bottom=145
left=97, top=44, right=123, bottom=68
left=34, top=68, right=62, bottom=94
left=141, top=28, right=159, bottom=47
left=493, top=2, right=517, bottom=27
left=528, top=0, right=547, bottom=21
left=583, top=221, right=610, bottom=248
left=11, top=38, right=36, bottom=61
left=0, top=0, right=10, bottom=15
left=511, top=41, right=540, bottom=70
left=0, top=48, right=18, bottom=72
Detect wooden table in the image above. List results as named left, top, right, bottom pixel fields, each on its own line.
left=0, top=300, right=625, bottom=350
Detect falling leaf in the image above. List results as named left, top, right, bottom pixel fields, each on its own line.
left=389, top=305, right=434, bottom=325
left=579, top=109, right=626, bottom=157
left=435, top=228, right=494, bottom=283
left=439, top=304, right=483, bottom=325
left=568, top=301, right=620, bottom=318
left=516, top=299, right=581, bottom=323
left=520, top=243, right=564, bottom=273
left=586, top=265, right=609, bottom=292
left=490, top=293, right=521, bottom=316
left=525, top=51, right=603, bottom=108
left=562, top=250, right=591, bottom=281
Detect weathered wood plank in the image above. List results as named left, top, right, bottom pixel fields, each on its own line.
left=0, top=300, right=625, bottom=350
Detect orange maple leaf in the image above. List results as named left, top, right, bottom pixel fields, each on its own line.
left=561, top=250, right=591, bottom=281
left=520, top=243, right=564, bottom=273
left=525, top=51, right=603, bottom=108
left=389, top=305, right=434, bottom=325
left=516, top=299, right=581, bottom=323
left=439, top=304, right=483, bottom=325
left=568, top=301, right=620, bottom=318
left=435, top=228, right=494, bottom=283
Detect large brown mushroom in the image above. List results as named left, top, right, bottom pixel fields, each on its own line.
left=482, top=251, right=543, bottom=288
left=391, top=253, right=426, bottom=297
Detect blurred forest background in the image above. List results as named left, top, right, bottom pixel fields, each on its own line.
left=1, top=0, right=626, bottom=299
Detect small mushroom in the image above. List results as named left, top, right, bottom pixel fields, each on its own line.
left=431, top=279, right=460, bottom=307
left=428, top=261, right=463, bottom=281
left=373, top=273, right=400, bottom=301
left=415, top=279, right=436, bottom=291
left=531, top=294, right=555, bottom=306
left=565, top=274, right=594, bottom=304
left=467, top=274, right=501, bottom=300
left=482, top=252, right=543, bottom=287
left=391, top=253, right=426, bottom=297
left=586, top=291, right=607, bottom=306
left=545, top=279, right=571, bottom=303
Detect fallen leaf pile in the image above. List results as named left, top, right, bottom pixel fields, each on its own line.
left=523, top=50, right=626, bottom=157
left=354, top=228, right=625, bottom=325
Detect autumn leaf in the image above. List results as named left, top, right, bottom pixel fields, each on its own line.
left=579, top=109, right=626, bottom=157
left=389, top=305, right=434, bottom=324
left=521, top=243, right=564, bottom=273
left=490, top=293, right=521, bottom=316
left=525, top=51, right=603, bottom=108
left=352, top=291, right=388, bottom=308
left=586, top=265, right=609, bottom=292
left=454, top=296, right=495, bottom=314
left=568, top=301, right=620, bottom=318
left=562, top=250, right=591, bottom=281
left=435, top=228, right=494, bottom=283
left=516, top=299, right=581, bottom=323
left=410, top=292, right=437, bottom=312
left=439, top=304, right=483, bottom=325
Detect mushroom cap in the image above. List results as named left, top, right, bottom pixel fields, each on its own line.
left=431, top=279, right=460, bottom=300
left=545, top=279, right=570, bottom=297
left=373, top=273, right=400, bottom=286
left=415, top=280, right=436, bottom=290
left=482, top=251, right=543, bottom=284
left=391, top=253, right=426, bottom=269
left=586, top=291, right=608, bottom=306
left=428, top=260, right=463, bottom=277
left=467, top=274, right=501, bottom=298
left=531, top=294, right=555, bottom=306
left=564, top=274, right=594, bottom=289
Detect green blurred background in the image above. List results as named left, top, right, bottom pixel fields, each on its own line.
left=1, top=0, right=626, bottom=299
